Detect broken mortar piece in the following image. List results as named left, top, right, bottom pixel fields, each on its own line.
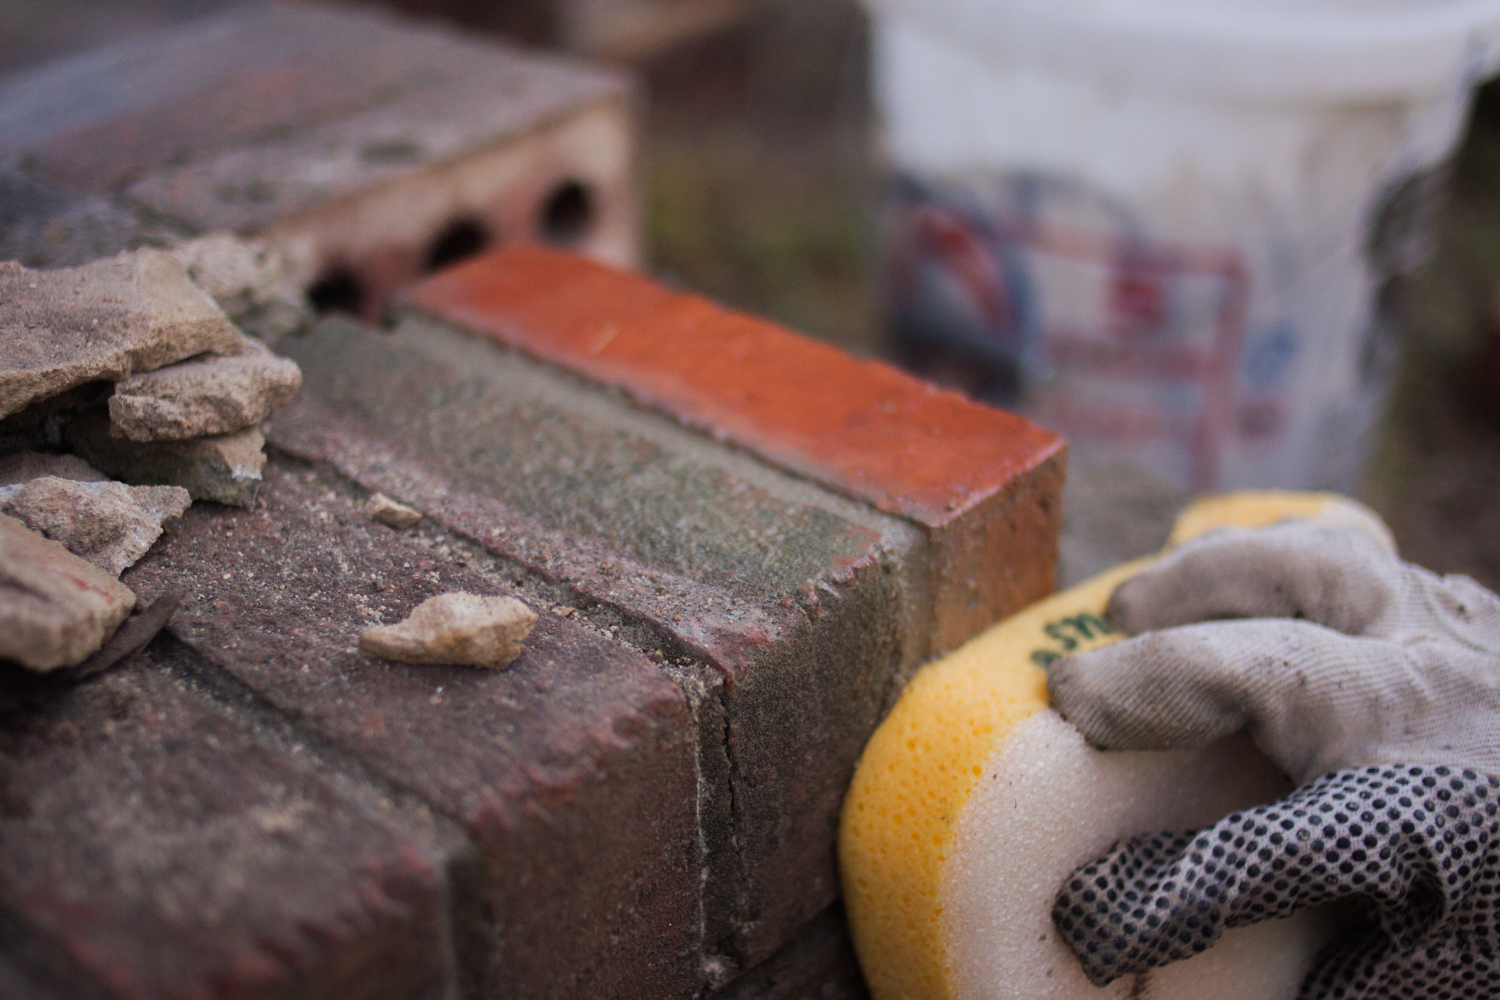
left=109, top=337, right=302, bottom=442
left=0, top=450, right=108, bottom=486
left=0, top=248, right=247, bottom=420
left=0, top=476, right=190, bottom=576
left=173, top=234, right=311, bottom=344
left=366, top=492, right=422, bottom=530
left=358, top=593, right=537, bottom=669
left=67, top=411, right=266, bottom=507
left=0, top=512, right=135, bottom=671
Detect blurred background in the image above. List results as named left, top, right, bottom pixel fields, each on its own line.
left=2, top=0, right=1497, bottom=590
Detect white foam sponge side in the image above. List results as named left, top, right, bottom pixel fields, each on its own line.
left=944, top=709, right=1338, bottom=999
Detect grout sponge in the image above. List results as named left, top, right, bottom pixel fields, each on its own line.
left=839, top=491, right=1386, bottom=1000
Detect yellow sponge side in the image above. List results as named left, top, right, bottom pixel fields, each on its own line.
left=839, top=490, right=1374, bottom=1000
left=838, top=559, right=1142, bottom=1000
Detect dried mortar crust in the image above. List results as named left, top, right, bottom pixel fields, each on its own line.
left=108, top=338, right=303, bottom=442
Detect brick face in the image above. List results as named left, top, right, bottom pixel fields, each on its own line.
left=0, top=243, right=1062, bottom=996
left=399, top=245, right=1066, bottom=651
left=0, top=640, right=461, bottom=1000
left=269, top=315, right=920, bottom=970
left=0, top=4, right=638, bottom=307
left=124, top=460, right=703, bottom=1000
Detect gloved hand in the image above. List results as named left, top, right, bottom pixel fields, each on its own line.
left=1045, top=519, right=1500, bottom=1000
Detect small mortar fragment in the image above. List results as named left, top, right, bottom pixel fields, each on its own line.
left=0, top=512, right=135, bottom=671
left=109, top=338, right=302, bottom=442
left=358, top=593, right=536, bottom=669
left=68, top=411, right=266, bottom=507
left=367, top=492, right=422, bottom=530
left=0, top=476, right=190, bottom=576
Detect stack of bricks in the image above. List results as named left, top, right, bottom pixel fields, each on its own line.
left=0, top=246, right=1064, bottom=998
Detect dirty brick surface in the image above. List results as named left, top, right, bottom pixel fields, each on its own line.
left=401, top=246, right=1067, bottom=653
left=0, top=639, right=461, bottom=1000
left=0, top=239, right=1063, bottom=996
left=125, top=459, right=701, bottom=1000
left=271, top=315, right=924, bottom=969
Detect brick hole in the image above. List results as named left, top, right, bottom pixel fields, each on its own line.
left=306, top=267, right=367, bottom=315
left=540, top=180, right=594, bottom=245
left=424, top=217, right=491, bottom=273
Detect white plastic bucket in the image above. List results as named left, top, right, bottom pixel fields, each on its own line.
left=868, top=0, right=1500, bottom=490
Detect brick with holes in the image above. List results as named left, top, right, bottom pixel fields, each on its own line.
left=0, top=2, right=638, bottom=317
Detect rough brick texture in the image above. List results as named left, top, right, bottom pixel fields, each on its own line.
left=0, top=640, right=463, bottom=1000
left=400, top=246, right=1066, bottom=652
left=0, top=241, right=1061, bottom=997
left=269, top=315, right=920, bottom=969
left=124, top=461, right=701, bottom=1000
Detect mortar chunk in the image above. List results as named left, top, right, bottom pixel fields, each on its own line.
left=359, top=593, right=536, bottom=669
left=0, top=451, right=107, bottom=486
left=0, top=476, right=191, bottom=576
left=0, top=249, right=250, bottom=419
left=109, top=338, right=302, bottom=441
left=0, top=512, right=135, bottom=671
left=366, top=492, right=422, bottom=530
left=68, top=412, right=266, bottom=507
left=172, top=233, right=310, bottom=342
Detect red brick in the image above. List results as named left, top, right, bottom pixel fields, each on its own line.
left=269, top=315, right=912, bottom=969
left=0, top=640, right=460, bottom=1000
left=123, top=459, right=703, bottom=1000
left=400, top=246, right=1066, bottom=651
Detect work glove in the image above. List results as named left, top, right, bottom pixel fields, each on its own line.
left=1046, top=520, right=1500, bottom=1000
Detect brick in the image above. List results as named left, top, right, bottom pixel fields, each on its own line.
left=0, top=3, right=639, bottom=311
left=379, top=0, right=753, bottom=61
left=269, top=314, right=927, bottom=967
left=399, top=246, right=1066, bottom=652
left=0, top=637, right=462, bottom=1000
left=264, top=304, right=1062, bottom=972
left=123, top=458, right=702, bottom=1000
left=707, top=905, right=869, bottom=1000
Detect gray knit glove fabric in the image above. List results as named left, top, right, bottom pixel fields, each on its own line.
left=1046, top=521, right=1500, bottom=999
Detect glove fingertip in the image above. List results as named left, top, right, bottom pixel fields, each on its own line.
left=1105, top=576, right=1154, bottom=635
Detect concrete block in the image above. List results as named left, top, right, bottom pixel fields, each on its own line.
left=123, top=458, right=703, bottom=1000
left=0, top=3, right=638, bottom=314
left=0, top=637, right=463, bottom=1000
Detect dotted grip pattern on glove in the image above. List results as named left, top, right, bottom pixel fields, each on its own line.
left=1048, top=521, right=1500, bottom=999
left=1055, top=765, right=1500, bottom=999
